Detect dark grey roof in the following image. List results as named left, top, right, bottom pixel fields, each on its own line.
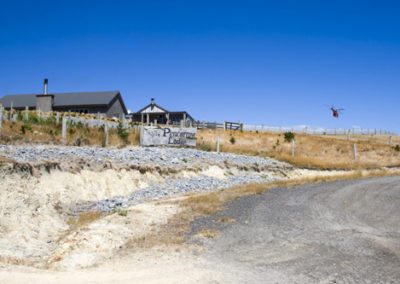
left=0, top=91, right=121, bottom=108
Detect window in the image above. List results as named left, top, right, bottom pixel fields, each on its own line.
left=70, top=109, right=89, bottom=114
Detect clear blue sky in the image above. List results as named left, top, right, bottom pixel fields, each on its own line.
left=1, top=0, right=399, bottom=132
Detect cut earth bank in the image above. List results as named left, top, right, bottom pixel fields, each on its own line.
left=0, top=145, right=398, bottom=283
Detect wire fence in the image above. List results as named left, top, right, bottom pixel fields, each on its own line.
left=242, top=124, right=396, bottom=136
left=0, top=106, right=396, bottom=137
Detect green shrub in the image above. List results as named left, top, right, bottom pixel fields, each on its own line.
left=20, top=124, right=32, bottom=135
left=112, top=208, right=128, bottom=217
left=199, top=142, right=213, bottom=152
left=47, top=128, right=57, bottom=136
left=229, top=136, right=236, bottom=145
left=394, top=145, right=400, bottom=152
left=284, top=132, right=295, bottom=143
left=117, top=123, right=129, bottom=143
left=68, top=127, right=76, bottom=135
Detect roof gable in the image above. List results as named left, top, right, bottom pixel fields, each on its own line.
left=136, top=103, right=169, bottom=114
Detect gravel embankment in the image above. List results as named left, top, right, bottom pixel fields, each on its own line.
left=0, top=145, right=287, bottom=169
left=0, top=145, right=294, bottom=214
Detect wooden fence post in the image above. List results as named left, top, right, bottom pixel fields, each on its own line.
left=291, top=140, right=296, bottom=157
left=0, top=106, right=3, bottom=133
left=104, top=122, right=109, bottom=147
left=216, top=136, right=220, bottom=153
left=166, top=113, right=170, bottom=125
left=24, top=107, right=29, bottom=121
left=62, top=116, right=67, bottom=144
left=353, top=143, right=357, bottom=161
left=56, top=112, right=60, bottom=125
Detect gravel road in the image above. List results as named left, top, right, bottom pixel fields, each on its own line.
left=190, top=176, right=400, bottom=284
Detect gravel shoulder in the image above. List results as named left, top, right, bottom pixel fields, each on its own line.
left=189, top=176, right=400, bottom=283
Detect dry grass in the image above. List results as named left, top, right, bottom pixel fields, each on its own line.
left=196, top=229, right=218, bottom=239
left=126, top=212, right=192, bottom=249
left=0, top=156, right=13, bottom=164
left=217, top=216, right=236, bottom=223
left=0, top=120, right=140, bottom=147
left=67, top=211, right=103, bottom=230
left=197, top=129, right=400, bottom=170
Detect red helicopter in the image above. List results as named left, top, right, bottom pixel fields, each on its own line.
left=330, top=106, right=344, bottom=118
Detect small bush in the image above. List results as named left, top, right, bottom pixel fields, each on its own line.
left=74, top=137, right=82, bottom=146
left=112, top=208, right=128, bottom=217
left=199, top=142, right=213, bottom=152
left=74, top=136, right=89, bottom=146
left=47, top=128, right=57, bottom=136
left=229, top=137, right=236, bottom=145
left=284, top=132, right=295, bottom=143
left=394, top=145, right=400, bottom=152
left=68, top=127, right=76, bottom=135
left=20, top=124, right=32, bottom=135
left=117, top=123, right=129, bottom=143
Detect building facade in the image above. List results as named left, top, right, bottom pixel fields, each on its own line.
left=0, top=91, right=128, bottom=118
left=130, top=98, right=194, bottom=125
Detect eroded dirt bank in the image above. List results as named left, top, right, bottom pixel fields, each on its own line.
left=0, top=145, right=300, bottom=270
left=1, top=145, right=399, bottom=284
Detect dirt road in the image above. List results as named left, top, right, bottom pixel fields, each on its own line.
left=1, top=177, right=399, bottom=283
left=191, top=176, right=400, bottom=283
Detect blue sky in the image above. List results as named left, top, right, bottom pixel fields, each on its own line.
left=1, top=0, right=399, bottom=132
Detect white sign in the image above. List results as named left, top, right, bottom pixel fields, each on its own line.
left=140, top=126, right=197, bottom=147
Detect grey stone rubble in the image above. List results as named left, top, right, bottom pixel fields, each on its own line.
left=72, top=172, right=278, bottom=214
left=0, top=145, right=288, bottom=169
left=0, top=145, right=293, bottom=214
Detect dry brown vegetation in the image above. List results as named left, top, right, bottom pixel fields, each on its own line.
left=1, top=115, right=399, bottom=170
left=196, top=229, right=218, bottom=239
left=67, top=211, right=103, bottom=230
left=0, top=120, right=139, bottom=147
left=197, top=129, right=400, bottom=170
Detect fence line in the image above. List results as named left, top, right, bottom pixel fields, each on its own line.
left=0, top=107, right=396, bottom=137
left=243, top=124, right=396, bottom=136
